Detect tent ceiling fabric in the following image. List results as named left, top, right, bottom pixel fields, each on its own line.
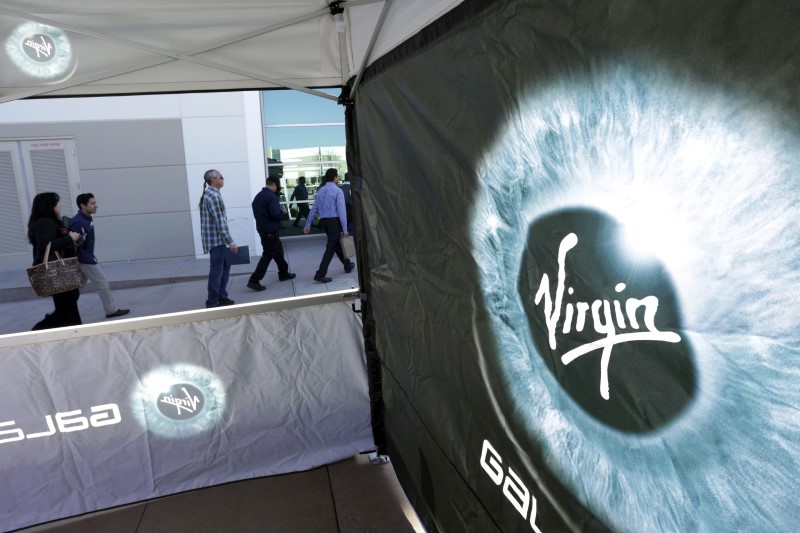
left=0, top=0, right=463, bottom=103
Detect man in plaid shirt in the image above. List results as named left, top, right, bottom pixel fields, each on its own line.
left=199, top=169, right=238, bottom=308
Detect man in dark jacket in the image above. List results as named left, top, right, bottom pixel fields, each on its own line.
left=290, top=176, right=310, bottom=227
left=69, top=193, right=130, bottom=319
left=247, top=176, right=296, bottom=291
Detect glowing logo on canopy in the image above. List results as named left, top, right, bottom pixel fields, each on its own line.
left=131, top=364, right=226, bottom=438
left=5, top=22, right=76, bottom=81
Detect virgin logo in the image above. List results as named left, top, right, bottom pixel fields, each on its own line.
left=24, top=35, right=54, bottom=60
left=534, top=233, right=682, bottom=400
left=157, top=384, right=204, bottom=420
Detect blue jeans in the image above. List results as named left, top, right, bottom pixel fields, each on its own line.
left=206, top=245, right=231, bottom=307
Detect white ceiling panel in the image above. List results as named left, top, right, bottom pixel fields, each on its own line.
left=0, top=0, right=464, bottom=103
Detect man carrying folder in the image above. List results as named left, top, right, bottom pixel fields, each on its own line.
left=247, top=176, right=296, bottom=291
left=199, top=169, right=238, bottom=308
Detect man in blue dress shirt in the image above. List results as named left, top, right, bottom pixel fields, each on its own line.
left=303, top=168, right=355, bottom=282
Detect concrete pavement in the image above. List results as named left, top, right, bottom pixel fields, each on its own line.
left=0, top=235, right=359, bottom=336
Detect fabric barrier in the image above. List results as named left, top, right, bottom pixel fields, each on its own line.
left=352, top=0, right=800, bottom=531
left=0, top=301, right=372, bottom=531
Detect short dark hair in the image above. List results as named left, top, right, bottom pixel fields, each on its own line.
left=76, top=192, right=94, bottom=210
left=266, top=176, right=281, bottom=189
left=324, top=168, right=338, bottom=182
left=298, top=176, right=306, bottom=184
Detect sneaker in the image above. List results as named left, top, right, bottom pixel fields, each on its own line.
left=219, top=298, right=235, bottom=306
left=279, top=272, right=296, bottom=281
left=106, top=309, right=130, bottom=318
left=344, top=261, right=355, bottom=273
left=314, top=274, right=332, bottom=283
left=247, top=281, right=266, bottom=291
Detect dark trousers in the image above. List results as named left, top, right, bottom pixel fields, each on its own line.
left=250, top=233, right=290, bottom=282
left=293, top=204, right=310, bottom=227
left=33, top=288, right=81, bottom=330
left=316, top=218, right=351, bottom=277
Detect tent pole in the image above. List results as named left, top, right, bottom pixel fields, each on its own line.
left=350, top=0, right=394, bottom=99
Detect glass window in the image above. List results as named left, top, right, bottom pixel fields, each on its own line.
left=262, top=89, right=343, bottom=125
left=265, top=126, right=345, bottom=151
left=262, top=89, right=347, bottom=237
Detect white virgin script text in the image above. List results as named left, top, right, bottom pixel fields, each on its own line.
left=534, top=233, right=681, bottom=400
left=160, top=387, right=201, bottom=415
left=24, top=36, right=53, bottom=59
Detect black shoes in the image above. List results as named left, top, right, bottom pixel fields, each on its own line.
left=106, top=309, right=130, bottom=318
left=314, top=274, right=332, bottom=283
left=247, top=281, right=267, bottom=291
left=205, top=299, right=233, bottom=309
left=249, top=274, right=294, bottom=290
left=344, top=261, right=355, bottom=273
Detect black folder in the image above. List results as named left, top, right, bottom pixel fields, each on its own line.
left=226, top=245, right=250, bottom=265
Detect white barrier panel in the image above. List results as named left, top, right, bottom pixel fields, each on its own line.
left=0, top=294, right=372, bottom=531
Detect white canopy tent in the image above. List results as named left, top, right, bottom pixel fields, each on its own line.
left=0, top=0, right=463, bottom=104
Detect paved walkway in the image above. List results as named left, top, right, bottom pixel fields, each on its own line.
left=0, top=235, right=359, bottom=336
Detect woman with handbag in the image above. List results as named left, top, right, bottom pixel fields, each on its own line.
left=27, top=192, right=83, bottom=330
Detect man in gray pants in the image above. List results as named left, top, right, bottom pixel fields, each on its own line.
left=69, top=193, right=130, bottom=319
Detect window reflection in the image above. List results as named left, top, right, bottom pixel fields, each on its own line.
left=262, top=90, right=347, bottom=238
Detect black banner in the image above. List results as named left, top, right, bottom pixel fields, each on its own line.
left=353, top=0, right=800, bottom=531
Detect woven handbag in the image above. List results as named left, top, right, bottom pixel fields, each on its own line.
left=26, top=241, right=82, bottom=297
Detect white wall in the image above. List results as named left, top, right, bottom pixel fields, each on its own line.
left=181, top=92, right=265, bottom=257
left=0, top=94, right=184, bottom=122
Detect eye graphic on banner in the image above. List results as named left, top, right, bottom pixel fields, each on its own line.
left=471, top=62, right=800, bottom=531
left=130, top=364, right=226, bottom=438
left=4, top=22, right=77, bottom=82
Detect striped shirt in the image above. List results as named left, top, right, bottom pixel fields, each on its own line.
left=306, top=182, right=347, bottom=230
left=200, top=186, right=233, bottom=253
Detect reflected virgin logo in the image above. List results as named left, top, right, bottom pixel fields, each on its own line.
left=131, top=364, right=227, bottom=438
left=535, top=233, right=682, bottom=400
left=23, top=34, right=54, bottom=61
left=157, top=384, right=204, bottom=420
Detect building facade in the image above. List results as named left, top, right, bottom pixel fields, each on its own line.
left=0, top=90, right=345, bottom=270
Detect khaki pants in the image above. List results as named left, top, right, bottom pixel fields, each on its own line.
left=79, top=263, right=117, bottom=315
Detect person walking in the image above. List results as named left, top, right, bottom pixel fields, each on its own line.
left=199, top=169, right=238, bottom=308
left=247, top=176, right=296, bottom=291
left=303, top=168, right=354, bottom=282
left=69, top=193, right=130, bottom=319
left=27, top=192, right=83, bottom=330
left=290, top=176, right=310, bottom=228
